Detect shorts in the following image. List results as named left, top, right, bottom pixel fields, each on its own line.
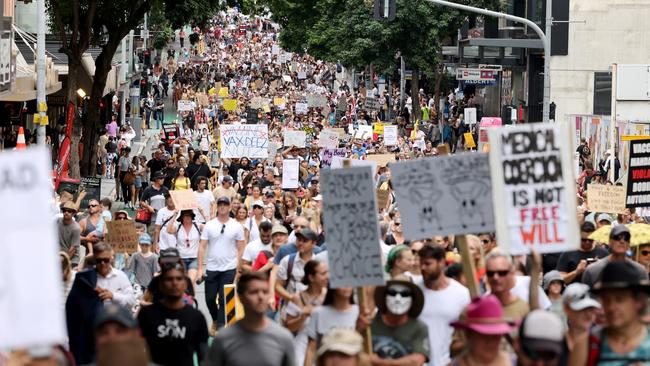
left=182, top=258, right=198, bottom=270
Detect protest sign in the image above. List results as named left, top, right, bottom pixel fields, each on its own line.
left=282, top=75, right=292, bottom=83
left=464, top=132, right=476, bottom=148
left=79, top=176, right=101, bottom=209
left=250, top=97, right=265, bottom=109
left=331, top=157, right=378, bottom=176
left=177, top=100, right=193, bottom=111
left=0, top=147, right=66, bottom=348
left=263, top=104, right=271, bottom=113
left=366, top=154, right=395, bottom=167
left=105, top=220, right=139, bottom=254
left=321, top=166, right=385, bottom=288
left=170, top=190, right=200, bottom=211
left=273, top=97, right=286, bottom=107
left=355, top=125, right=373, bottom=140
left=488, top=123, right=578, bottom=254
left=319, top=130, right=339, bottom=149
left=464, top=107, right=477, bottom=125
left=391, top=153, right=495, bottom=240
left=298, top=71, right=307, bottom=80
left=295, top=102, right=309, bottom=115
left=587, top=184, right=626, bottom=214
left=373, top=122, right=384, bottom=135
left=626, top=139, right=650, bottom=207
left=246, top=108, right=259, bottom=124
left=321, top=148, right=346, bottom=167
left=376, top=189, right=390, bottom=210
left=284, top=130, right=307, bottom=148
left=208, top=87, right=216, bottom=96
left=364, top=97, right=381, bottom=111
left=281, top=159, right=300, bottom=188
left=223, top=99, right=237, bottom=111
left=307, top=94, right=328, bottom=108
left=271, top=44, right=280, bottom=55
left=218, top=87, right=229, bottom=98
left=220, top=124, right=269, bottom=158
left=383, top=125, right=398, bottom=146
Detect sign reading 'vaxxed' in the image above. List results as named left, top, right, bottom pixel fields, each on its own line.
left=220, top=124, right=269, bottom=158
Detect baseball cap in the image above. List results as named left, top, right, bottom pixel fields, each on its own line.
left=222, top=175, right=234, bottom=183
left=264, top=190, right=275, bottom=198
left=610, top=224, right=630, bottom=239
left=272, top=225, right=288, bottom=236
left=152, top=171, right=165, bottom=180
left=596, top=213, right=612, bottom=224
left=519, top=310, right=564, bottom=355
left=216, top=196, right=231, bottom=205
left=562, top=283, right=601, bottom=311
left=316, top=328, right=363, bottom=358
left=160, top=248, right=180, bottom=262
left=296, top=228, right=318, bottom=242
left=94, top=303, right=137, bottom=329
left=252, top=200, right=265, bottom=209
left=138, top=233, right=152, bottom=245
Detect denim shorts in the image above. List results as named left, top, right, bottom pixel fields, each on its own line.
left=182, top=258, right=198, bottom=270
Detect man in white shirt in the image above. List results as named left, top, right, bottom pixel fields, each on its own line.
left=154, top=193, right=177, bottom=251
left=93, top=242, right=137, bottom=308
left=241, top=221, right=273, bottom=272
left=194, top=176, right=216, bottom=223
left=417, top=245, right=470, bottom=366
left=198, top=196, right=245, bottom=330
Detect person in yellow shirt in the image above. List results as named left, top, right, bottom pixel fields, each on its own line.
left=171, top=167, right=191, bottom=190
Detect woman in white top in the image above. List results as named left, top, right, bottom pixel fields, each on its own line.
left=166, top=209, right=205, bottom=285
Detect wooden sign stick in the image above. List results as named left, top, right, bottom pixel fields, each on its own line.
left=457, top=235, right=480, bottom=299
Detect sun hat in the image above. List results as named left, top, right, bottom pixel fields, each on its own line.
left=316, top=328, right=363, bottom=358
left=271, top=225, right=288, bottom=236
left=542, top=270, right=564, bottom=291
left=176, top=209, right=196, bottom=222
left=592, top=260, right=650, bottom=293
left=450, top=295, right=517, bottom=335
left=519, top=310, right=564, bottom=355
left=562, top=283, right=601, bottom=311
left=61, top=201, right=77, bottom=212
left=374, top=275, right=424, bottom=318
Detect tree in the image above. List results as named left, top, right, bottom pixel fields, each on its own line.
left=47, top=0, right=221, bottom=178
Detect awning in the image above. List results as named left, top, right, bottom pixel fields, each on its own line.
left=0, top=40, right=62, bottom=101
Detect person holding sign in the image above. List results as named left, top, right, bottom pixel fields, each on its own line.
left=166, top=210, right=204, bottom=285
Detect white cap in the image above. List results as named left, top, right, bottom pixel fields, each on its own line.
left=563, top=283, right=601, bottom=311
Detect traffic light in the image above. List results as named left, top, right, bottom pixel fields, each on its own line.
left=374, top=0, right=396, bottom=21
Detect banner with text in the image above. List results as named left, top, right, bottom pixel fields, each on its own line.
left=626, top=139, right=650, bottom=207
left=220, top=124, right=269, bottom=158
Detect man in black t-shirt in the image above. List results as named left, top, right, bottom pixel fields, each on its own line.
left=146, top=150, right=166, bottom=178
left=556, top=222, right=609, bottom=284
left=138, top=261, right=208, bottom=366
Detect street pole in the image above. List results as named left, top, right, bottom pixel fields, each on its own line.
left=143, top=13, right=148, bottom=50
left=36, top=0, right=47, bottom=145
left=129, top=30, right=135, bottom=74
left=399, top=56, right=405, bottom=110
left=120, top=37, right=127, bottom=126
left=545, top=0, right=552, bottom=122
left=609, top=63, right=617, bottom=183
left=424, top=0, right=551, bottom=122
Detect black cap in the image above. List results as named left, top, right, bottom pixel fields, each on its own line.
left=296, top=228, right=318, bottom=242
left=152, top=171, right=165, bottom=180
left=593, top=261, right=650, bottom=293
left=94, top=303, right=137, bottom=329
left=222, top=175, right=234, bottom=183
left=217, top=196, right=231, bottom=205
left=610, top=225, right=631, bottom=239
left=264, top=190, right=275, bottom=198
left=160, top=248, right=180, bottom=261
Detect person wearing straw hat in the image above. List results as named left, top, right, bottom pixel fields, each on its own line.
left=582, top=225, right=648, bottom=288
left=369, top=275, right=429, bottom=364
left=316, top=328, right=370, bottom=366
left=569, top=261, right=650, bottom=365
left=450, top=295, right=517, bottom=366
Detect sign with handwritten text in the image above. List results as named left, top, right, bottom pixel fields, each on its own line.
left=321, top=166, right=385, bottom=288
left=105, top=220, right=139, bottom=254
left=220, top=124, right=269, bottom=158
left=587, top=184, right=626, bottom=214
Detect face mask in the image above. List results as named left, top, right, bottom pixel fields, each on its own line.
left=385, top=284, right=413, bottom=315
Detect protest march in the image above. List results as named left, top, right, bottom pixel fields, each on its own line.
left=4, top=7, right=650, bottom=366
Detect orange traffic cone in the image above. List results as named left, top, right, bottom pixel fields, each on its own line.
left=15, top=127, right=26, bottom=150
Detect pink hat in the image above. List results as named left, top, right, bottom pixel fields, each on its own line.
left=450, top=295, right=518, bottom=335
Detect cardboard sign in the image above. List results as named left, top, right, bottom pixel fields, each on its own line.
left=366, top=154, right=395, bottom=167
left=105, top=220, right=139, bottom=254
left=220, top=124, right=269, bottom=158
left=307, top=94, right=329, bottom=108
left=464, top=107, right=477, bottom=125
left=321, top=148, right=346, bottom=167
left=250, top=97, right=265, bottom=109
left=384, top=125, right=398, bottom=146
left=0, top=147, right=66, bottom=348
left=295, top=102, right=309, bottom=115
left=218, top=87, right=229, bottom=98
left=587, top=184, right=627, bottom=214
left=377, top=189, right=390, bottom=210
left=273, top=97, right=286, bottom=107
left=626, top=139, right=650, bottom=207
left=177, top=100, right=194, bottom=111
left=488, top=123, right=579, bottom=254
left=321, top=166, right=385, bottom=288
left=170, top=190, right=200, bottom=211
left=464, top=132, right=476, bottom=148
left=223, top=99, right=238, bottom=111
left=282, top=75, right=292, bottom=83
left=284, top=130, right=306, bottom=148
left=281, top=159, right=300, bottom=189
left=391, top=153, right=495, bottom=240
left=79, top=176, right=101, bottom=209
left=319, top=130, right=340, bottom=149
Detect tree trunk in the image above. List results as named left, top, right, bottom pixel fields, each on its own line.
left=68, top=60, right=82, bottom=180
left=411, top=68, right=421, bottom=123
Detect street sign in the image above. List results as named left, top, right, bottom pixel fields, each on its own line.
left=479, top=64, right=503, bottom=72
left=456, top=68, right=495, bottom=81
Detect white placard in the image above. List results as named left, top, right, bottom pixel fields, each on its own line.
left=282, top=75, right=292, bottom=83
left=488, top=123, right=579, bottom=254
left=321, top=166, right=385, bottom=288
left=384, top=125, right=398, bottom=146
left=271, top=45, right=280, bottom=55
left=298, top=71, right=307, bottom=80
left=220, top=124, right=269, bottom=158
left=177, top=100, right=194, bottom=111
left=307, top=94, right=329, bottom=108
left=464, top=107, right=477, bottom=125
left=321, top=148, right=346, bottom=167
left=284, top=130, right=307, bottom=148
left=0, top=147, right=66, bottom=348
left=355, top=125, right=373, bottom=140
left=391, top=154, right=495, bottom=240
left=319, top=130, right=340, bottom=149
left=295, top=102, right=309, bottom=115
left=281, top=159, right=300, bottom=189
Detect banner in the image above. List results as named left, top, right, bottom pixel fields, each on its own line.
left=220, top=124, right=269, bottom=158
left=626, top=139, right=650, bottom=207
left=170, top=190, right=200, bottom=211
left=177, top=100, right=194, bottom=111
left=588, top=184, right=626, bottom=214
left=384, top=125, right=398, bottom=146
left=321, top=166, right=385, bottom=288
left=319, top=130, right=339, bottom=149
left=283, top=130, right=306, bottom=148
left=105, top=220, right=139, bottom=254
left=488, top=123, right=579, bottom=254
left=281, top=159, right=300, bottom=188
left=391, top=153, right=494, bottom=240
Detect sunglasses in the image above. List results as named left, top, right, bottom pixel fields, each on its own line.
left=221, top=225, right=225, bottom=234
left=88, top=204, right=98, bottom=208
left=386, top=289, right=412, bottom=297
left=612, top=234, right=631, bottom=242
left=95, top=257, right=111, bottom=264
left=62, top=209, right=76, bottom=214
left=486, top=270, right=510, bottom=278
left=641, top=250, right=650, bottom=256
left=581, top=238, right=594, bottom=243
left=481, top=239, right=490, bottom=245
left=394, top=222, right=401, bottom=226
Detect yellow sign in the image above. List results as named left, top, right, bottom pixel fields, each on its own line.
left=223, top=99, right=237, bottom=111
left=33, top=114, right=40, bottom=123
left=263, top=105, right=271, bottom=113
left=621, top=135, right=650, bottom=141
left=41, top=115, right=49, bottom=126
left=274, top=97, right=286, bottom=106
left=373, top=122, right=384, bottom=135
left=38, top=102, right=47, bottom=112
left=208, top=87, right=216, bottom=96
left=218, top=87, right=229, bottom=98
left=464, top=132, right=476, bottom=148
